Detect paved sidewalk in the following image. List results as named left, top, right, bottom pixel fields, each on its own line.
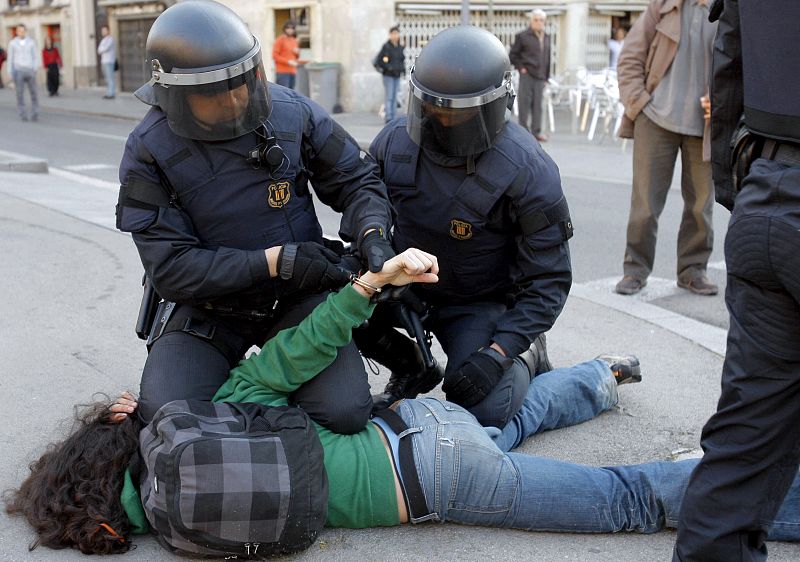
left=3, top=86, right=795, bottom=561
left=0, top=166, right=798, bottom=562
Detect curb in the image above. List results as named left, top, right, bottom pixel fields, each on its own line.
left=0, top=149, right=48, bottom=174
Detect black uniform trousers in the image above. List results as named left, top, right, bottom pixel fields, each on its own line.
left=138, top=292, right=373, bottom=434
left=675, top=158, right=800, bottom=561
left=363, top=298, right=533, bottom=429
left=429, top=301, right=534, bottom=429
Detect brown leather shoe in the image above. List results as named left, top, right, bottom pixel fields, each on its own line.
left=615, top=276, right=647, bottom=295
left=677, top=275, right=718, bottom=296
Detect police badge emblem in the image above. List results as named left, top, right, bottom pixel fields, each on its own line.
left=449, top=219, right=473, bottom=240
left=268, top=181, right=291, bottom=208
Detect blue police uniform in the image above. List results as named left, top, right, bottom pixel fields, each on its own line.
left=116, top=84, right=393, bottom=432
left=370, top=117, right=573, bottom=427
left=674, top=1, right=800, bottom=560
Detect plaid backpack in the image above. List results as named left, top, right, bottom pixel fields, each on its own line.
left=139, top=400, right=327, bottom=559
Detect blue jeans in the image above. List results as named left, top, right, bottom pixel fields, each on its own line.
left=275, top=72, right=295, bottom=90
left=101, top=62, right=116, bottom=97
left=382, top=75, right=400, bottom=122
left=396, top=360, right=800, bottom=538
left=12, top=68, right=38, bottom=118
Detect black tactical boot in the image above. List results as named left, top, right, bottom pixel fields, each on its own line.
left=354, top=324, right=444, bottom=410
left=518, top=333, right=553, bottom=379
left=372, top=359, right=445, bottom=411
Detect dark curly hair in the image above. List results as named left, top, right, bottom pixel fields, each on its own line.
left=4, top=399, right=142, bottom=554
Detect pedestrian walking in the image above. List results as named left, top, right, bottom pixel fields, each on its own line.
left=272, top=20, right=300, bottom=89
left=509, top=9, right=551, bottom=142
left=373, top=26, right=405, bottom=123
left=7, top=24, right=39, bottom=121
left=97, top=25, right=116, bottom=99
left=42, top=36, right=61, bottom=97
left=674, top=1, right=800, bottom=560
left=615, top=0, right=718, bottom=296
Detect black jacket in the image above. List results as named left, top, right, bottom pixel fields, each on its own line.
left=708, top=0, right=800, bottom=210
left=374, top=41, right=405, bottom=78
left=117, top=85, right=393, bottom=308
left=509, top=29, right=551, bottom=81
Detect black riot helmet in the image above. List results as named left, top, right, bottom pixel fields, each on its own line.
left=134, top=0, right=271, bottom=141
left=407, top=26, right=515, bottom=157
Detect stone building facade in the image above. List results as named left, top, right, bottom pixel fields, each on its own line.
left=1, top=0, right=650, bottom=111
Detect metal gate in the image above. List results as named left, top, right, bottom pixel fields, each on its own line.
left=395, top=7, right=560, bottom=77
left=586, top=12, right=612, bottom=70
left=118, top=18, right=156, bottom=92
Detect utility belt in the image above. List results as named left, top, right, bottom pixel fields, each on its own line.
left=759, top=138, right=800, bottom=167
left=371, top=407, right=434, bottom=523
left=731, top=124, right=800, bottom=192
left=146, top=300, right=246, bottom=367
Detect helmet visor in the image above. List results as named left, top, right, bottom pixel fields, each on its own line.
left=407, top=94, right=509, bottom=157
left=155, top=60, right=271, bottom=141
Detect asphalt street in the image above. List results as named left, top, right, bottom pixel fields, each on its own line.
left=1, top=87, right=796, bottom=561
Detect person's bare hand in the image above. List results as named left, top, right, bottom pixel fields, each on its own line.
left=700, top=95, right=711, bottom=120
left=357, top=248, right=439, bottom=294
left=109, top=391, right=138, bottom=423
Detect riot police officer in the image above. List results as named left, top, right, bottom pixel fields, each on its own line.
left=115, top=0, right=394, bottom=432
left=362, top=26, right=573, bottom=428
left=674, top=1, right=800, bottom=560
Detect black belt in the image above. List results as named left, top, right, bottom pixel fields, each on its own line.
left=372, top=407, right=429, bottom=521
left=761, top=139, right=800, bottom=167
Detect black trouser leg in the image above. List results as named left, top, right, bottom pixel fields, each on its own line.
left=270, top=294, right=373, bottom=435
left=674, top=160, right=800, bottom=561
left=139, top=330, right=239, bottom=423
left=46, top=64, right=58, bottom=95
left=431, top=301, right=531, bottom=428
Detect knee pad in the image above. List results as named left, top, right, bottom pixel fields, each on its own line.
left=467, top=358, right=530, bottom=429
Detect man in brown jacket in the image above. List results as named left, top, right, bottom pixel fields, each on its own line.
left=615, top=0, right=718, bottom=296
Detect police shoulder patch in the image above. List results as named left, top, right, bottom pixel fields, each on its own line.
left=449, top=218, right=473, bottom=240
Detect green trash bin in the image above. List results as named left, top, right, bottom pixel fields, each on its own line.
left=305, top=62, right=342, bottom=113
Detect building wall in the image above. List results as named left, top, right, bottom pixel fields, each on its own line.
left=1, top=0, right=650, bottom=104
left=1, top=0, right=108, bottom=89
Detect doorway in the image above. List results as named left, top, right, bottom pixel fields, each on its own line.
left=118, top=18, right=156, bottom=92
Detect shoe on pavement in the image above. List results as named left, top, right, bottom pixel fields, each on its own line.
left=596, top=355, right=642, bottom=385
left=31, top=114, right=38, bottom=122
left=677, top=274, right=718, bottom=296
left=534, top=134, right=549, bottom=142
left=20, top=115, right=28, bottom=122
left=615, top=276, right=646, bottom=295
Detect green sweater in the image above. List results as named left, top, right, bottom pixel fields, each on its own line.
left=122, top=286, right=400, bottom=531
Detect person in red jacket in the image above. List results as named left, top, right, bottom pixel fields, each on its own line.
left=272, top=20, right=300, bottom=89
left=42, top=36, right=62, bottom=97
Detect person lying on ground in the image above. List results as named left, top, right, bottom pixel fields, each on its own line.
left=7, top=248, right=800, bottom=555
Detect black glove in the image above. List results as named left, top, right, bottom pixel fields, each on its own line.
left=358, top=229, right=395, bottom=273
left=277, top=242, right=351, bottom=294
left=443, top=348, right=513, bottom=408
